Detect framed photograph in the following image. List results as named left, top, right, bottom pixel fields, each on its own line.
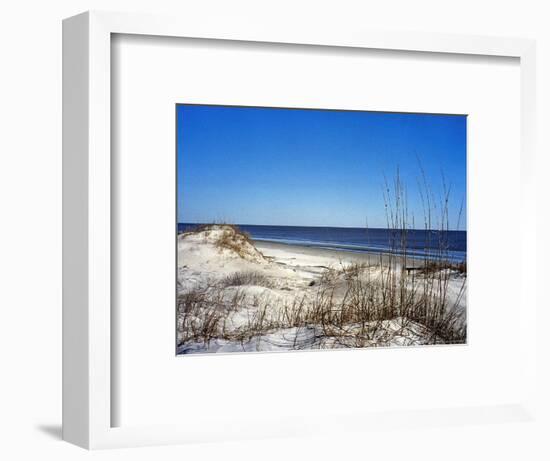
left=63, top=11, right=537, bottom=449
left=175, top=104, right=468, bottom=355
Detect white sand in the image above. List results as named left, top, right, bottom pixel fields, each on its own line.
left=177, top=225, right=467, bottom=354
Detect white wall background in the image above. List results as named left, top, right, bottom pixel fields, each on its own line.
left=0, top=0, right=548, bottom=459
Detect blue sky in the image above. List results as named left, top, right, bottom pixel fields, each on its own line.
left=177, top=105, right=467, bottom=230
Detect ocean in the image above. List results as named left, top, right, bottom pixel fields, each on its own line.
left=178, top=223, right=467, bottom=263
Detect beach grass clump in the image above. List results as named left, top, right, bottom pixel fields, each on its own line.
left=176, top=285, right=247, bottom=346
left=339, top=262, right=370, bottom=280
left=221, top=271, right=274, bottom=288
left=282, top=270, right=464, bottom=345
left=215, top=225, right=256, bottom=259
left=319, top=262, right=373, bottom=286
left=176, top=288, right=219, bottom=345
left=183, top=223, right=265, bottom=261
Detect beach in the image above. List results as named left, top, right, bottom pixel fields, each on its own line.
left=176, top=225, right=467, bottom=355
left=256, top=240, right=429, bottom=269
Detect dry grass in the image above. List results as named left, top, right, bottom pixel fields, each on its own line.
left=177, top=261, right=466, bottom=349
left=221, top=271, right=274, bottom=288
left=184, top=223, right=264, bottom=261
left=176, top=285, right=246, bottom=345
left=215, top=227, right=255, bottom=259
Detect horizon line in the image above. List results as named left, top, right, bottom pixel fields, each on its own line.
left=178, top=222, right=467, bottom=232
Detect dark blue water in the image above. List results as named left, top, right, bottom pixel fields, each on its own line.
left=178, top=223, right=467, bottom=263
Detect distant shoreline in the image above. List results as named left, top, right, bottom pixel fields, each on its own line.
left=255, top=240, right=427, bottom=268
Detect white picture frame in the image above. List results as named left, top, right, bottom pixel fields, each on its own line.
left=62, top=10, right=537, bottom=449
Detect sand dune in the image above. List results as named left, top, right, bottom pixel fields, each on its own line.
left=177, top=225, right=467, bottom=354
